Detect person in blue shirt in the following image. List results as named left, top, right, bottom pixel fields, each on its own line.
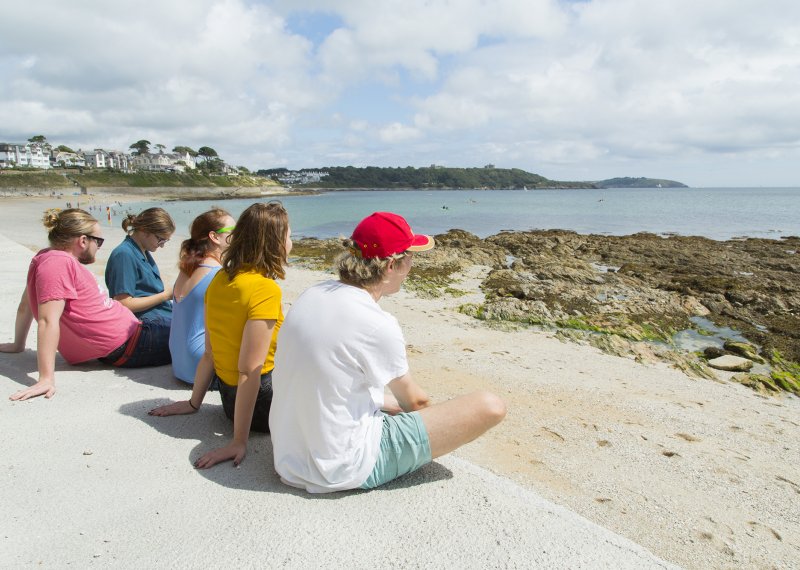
left=168, top=208, right=235, bottom=383
left=105, top=207, right=175, bottom=323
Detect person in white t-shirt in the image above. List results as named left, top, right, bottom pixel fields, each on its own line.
left=270, top=211, right=506, bottom=493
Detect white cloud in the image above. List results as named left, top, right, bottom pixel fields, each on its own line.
left=378, top=122, right=421, bottom=143
left=1, top=0, right=799, bottom=185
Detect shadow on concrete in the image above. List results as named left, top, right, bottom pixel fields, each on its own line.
left=0, top=350, right=187, bottom=393
left=119, top=398, right=453, bottom=496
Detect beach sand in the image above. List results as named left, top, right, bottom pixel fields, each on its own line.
left=1, top=194, right=798, bottom=569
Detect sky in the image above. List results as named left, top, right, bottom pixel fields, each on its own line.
left=1, top=0, right=799, bottom=187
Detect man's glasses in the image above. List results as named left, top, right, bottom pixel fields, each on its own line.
left=84, top=235, right=105, bottom=248
left=216, top=226, right=235, bottom=234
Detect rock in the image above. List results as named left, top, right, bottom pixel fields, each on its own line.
left=731, top=373, right=780, bottom=394
left=723, top=340, right=766, bottom=364
left=707, top=355, right=754, bottom=372
left=771, top=372, right=800, bottom=394
left=703, top=346, right=727, bottom=359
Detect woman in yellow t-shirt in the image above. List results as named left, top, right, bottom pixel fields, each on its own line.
left=150, top=201, right=291, bottom=469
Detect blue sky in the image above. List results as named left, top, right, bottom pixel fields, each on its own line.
left=1, top=0, right=799, bottom=186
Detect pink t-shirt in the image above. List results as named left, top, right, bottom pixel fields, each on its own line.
left=26, top=249, right=139, bottom=364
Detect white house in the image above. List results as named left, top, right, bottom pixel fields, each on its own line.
left=83, top=149, right=109, bottom=169
left=0, top=143, right=52, bottom=169
left=81, top=149, right=133, bottom=171
left=132, top=151, right=195, bottom=173
left=51, top=150, right=86, bottom=168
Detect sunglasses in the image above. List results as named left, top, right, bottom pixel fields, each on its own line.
left=84, top=235, right=105, bottom=248
left=216, top=225, right=235, bottom=234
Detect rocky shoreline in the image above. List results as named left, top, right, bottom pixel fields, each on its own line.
left=294, top=229, right=800, bottom=395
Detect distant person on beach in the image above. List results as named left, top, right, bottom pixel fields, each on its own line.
left=150, top=202, right=290, bottom=469
left=269, top=212, right=506, bottom=493
left=1, top=209, right=172, bottom=401
left=168, top=208, right=236, bottom=383
left=105, top=207, right=175, bottom=323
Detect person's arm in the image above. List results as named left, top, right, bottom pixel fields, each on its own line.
left=107, top=248, right=172, bottom=312
left=194, top=318, right=274, bottom=469
left=0, top=289, right=33, bottom=354
left=113, top=287, right=172, bottom=313
left=387, top=372, right=431, bottom=413
left=149, top=334, right=215, bottom=417
left=9, top=299, right=65, bottom=401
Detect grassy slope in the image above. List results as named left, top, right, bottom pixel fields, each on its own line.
left=0, top=170, right=278, bottom=189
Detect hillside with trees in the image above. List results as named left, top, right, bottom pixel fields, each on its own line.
left=595, top=177, right=688, bottom=188
left=259, top=166, right=685, bottom=190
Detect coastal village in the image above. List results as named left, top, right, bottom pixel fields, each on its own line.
left=1, top=139, right=209, bottom=173
left=0, top=137, right=328, bottom=185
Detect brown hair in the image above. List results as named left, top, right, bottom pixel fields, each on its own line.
left=42, top=208, right=98, bottom=249
left=335, top=238, right=406, bottom=288
left=222, top=201, right=289, bottom=280
left=178, top=208, right=231, bottom=275
left=121, top=207, right=175, bottom=236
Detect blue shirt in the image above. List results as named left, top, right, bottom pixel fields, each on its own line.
left=168, top=265, right=220, bottom=383
left=105, top=235, right=173, bottom=321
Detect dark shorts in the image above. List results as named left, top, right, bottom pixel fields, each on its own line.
left=216, top=370, right=273, bottom=433
left=99, top=314, right=172, bottom=368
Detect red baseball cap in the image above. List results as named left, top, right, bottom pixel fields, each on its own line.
left=352, top=212, right=434, bottom=259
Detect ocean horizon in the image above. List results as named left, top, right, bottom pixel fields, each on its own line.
left=112, top=186, right=800, bottom=242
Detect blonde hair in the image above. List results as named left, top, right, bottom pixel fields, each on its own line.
left=122, top=207, right=175, bottom=236
left=42, top=208, right=98, bottom=249
left=335, top=238, right=406, bottom=288
left=222, top=201, right=289, bottom=280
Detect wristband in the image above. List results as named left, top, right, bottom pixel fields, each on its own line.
left=188, top=399, right=199, bottom=411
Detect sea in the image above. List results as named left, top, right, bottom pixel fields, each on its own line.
left=118, top=186, right=800, bottom=241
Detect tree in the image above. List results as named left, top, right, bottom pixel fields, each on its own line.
left=197, top=146, right=218, bottom=162
left=173, top=145, right=198, bottom=157
left=56, top=144, right=75, bottom=153
left=28, top=135, right=48, bottom=144
left=237, top=165, right=251, bottom=174
left=129, top=139, right=151, bottom=155
left=155, top=143, right=166, bottom=154
left=198, top=157, right=224, bottom=174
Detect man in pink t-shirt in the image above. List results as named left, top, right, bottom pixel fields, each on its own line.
left=1, top=209, right=171, bottom=401
left=26, top=249, right=138, bottom=365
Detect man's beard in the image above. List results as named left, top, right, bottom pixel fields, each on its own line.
left=77, top=250, right=95, bottom=265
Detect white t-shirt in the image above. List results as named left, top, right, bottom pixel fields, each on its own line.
left=270, top=280, right=409, bottom=493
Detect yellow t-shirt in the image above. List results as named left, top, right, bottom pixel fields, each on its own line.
left=205, top=270, right=283, bottom=386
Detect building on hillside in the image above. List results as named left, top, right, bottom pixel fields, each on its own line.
left=51, top=150, right=86, bottom=168
left=107, top=151, right=131, bottom=171
left=132, top=150, right=195, bottom=173
left=83, top=149, right=109, bottom=169
left=0, top=142, right=52, bottom=169
left=81, top=149, right=134, bottom=171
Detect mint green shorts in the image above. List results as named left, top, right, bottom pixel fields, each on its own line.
left=360, top=412, right=432, bottom=489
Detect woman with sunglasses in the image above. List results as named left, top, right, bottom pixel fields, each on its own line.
left=150, top=201, right=291, bottom=469
left=168, top=208, right=236, bottom=384
left=105, top=207, right=175, bottom=324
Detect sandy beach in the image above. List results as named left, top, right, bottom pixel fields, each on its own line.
left=1, top=193, right=798, bottom=569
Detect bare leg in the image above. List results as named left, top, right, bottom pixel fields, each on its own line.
left=416, top=390, right=506, bottom=459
